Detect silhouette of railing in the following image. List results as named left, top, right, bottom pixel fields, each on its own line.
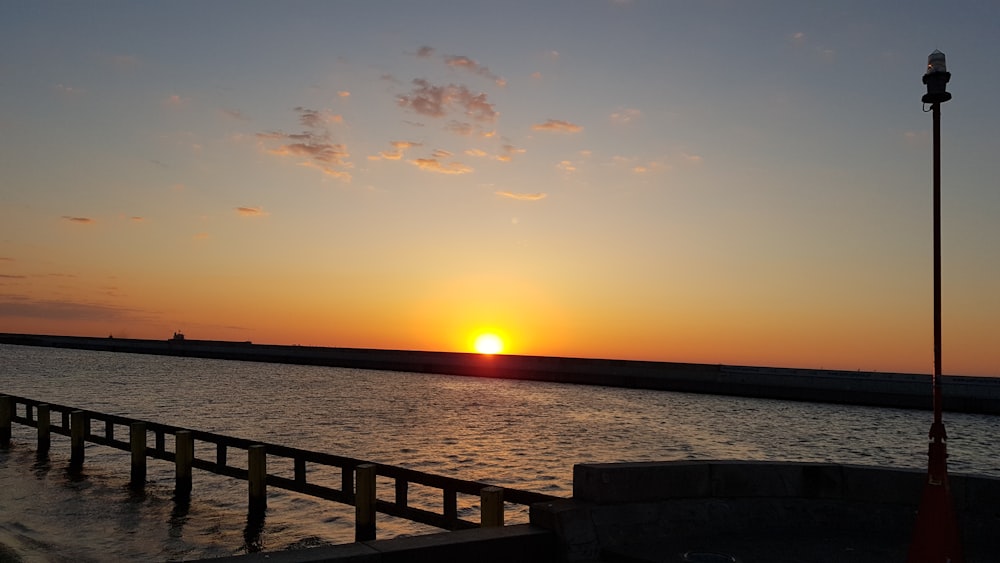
left=0, top=394, right=559, bottom=541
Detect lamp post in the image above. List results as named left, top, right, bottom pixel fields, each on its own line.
left=907, top=50, right=963, bottom=563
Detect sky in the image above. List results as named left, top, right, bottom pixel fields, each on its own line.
left=1, top=1, right=999, bottom=376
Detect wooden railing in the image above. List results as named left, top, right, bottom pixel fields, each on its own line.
left=0, top=394, right=559, bottom=541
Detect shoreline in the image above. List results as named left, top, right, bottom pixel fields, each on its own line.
left=2, top=332, right=999, bottom=414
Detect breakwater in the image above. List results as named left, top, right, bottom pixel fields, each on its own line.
left=2, top=332, right=999, bottom=414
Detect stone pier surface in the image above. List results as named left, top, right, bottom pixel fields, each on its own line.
left=196, top=461, right=1000, bottom=562
left=530, top=461, right=1000, bottom=562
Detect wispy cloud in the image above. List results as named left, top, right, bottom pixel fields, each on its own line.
left=460, top=144, right=524, bottom=162
left=788, top=31, right=835, bottom=63
left=112, top=54, right=139, bottom=68
left=409, top=157, right=473, bottom=175
left=295, top=106, right=342, bottom=128
left=446, top=121, right=474, bottom=136
left=235, top=206, right=269, bottom=217
left=632, top=162, right=665, bottom=174
left=164, top=94, right=191, bottom=107
left=55, top=84, right=84, bottom=96
left=0, top=257, right=14, bottom=262
left=221, top=108, right=250, bottom=121
left=398, top=79, right=498, bottom=122
left=0, top=274, right=27, bottom=279
left=369, top=140, right=422, bottom=161
left=496, top=191, right=547, bottom=201
left=416, top=46, right=506, bottom=86
left=62, top=216, right=95, bottom=224
left=0, top=296, right=149, bottom=322
left=444, top=55, right=506, bottom=86
left=557, top=160, right=577, bottom=172
left=610, top=107, right=641, bottom=124
left=130, top=216, right=144, bottom=222
left=337, top=90, right=351, bottom=98
left=496, top=144, right=526, bottom=162
left=257, top=107, right=352, bottom=181
left=533, top=119, right=583, bottom=133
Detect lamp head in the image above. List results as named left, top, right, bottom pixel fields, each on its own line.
left=922, top=50, right=952, bottom=104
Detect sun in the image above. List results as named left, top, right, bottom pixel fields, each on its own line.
left=473, top=333, right=504, bottom=355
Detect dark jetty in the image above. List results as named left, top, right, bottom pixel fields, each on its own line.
left=2, top=332, right=999, bottom=414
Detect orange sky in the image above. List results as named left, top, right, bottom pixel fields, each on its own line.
left=2, top=2, right=999, bottom=376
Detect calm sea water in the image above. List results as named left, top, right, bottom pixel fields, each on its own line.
left=1, top=344, right=998, bottom=561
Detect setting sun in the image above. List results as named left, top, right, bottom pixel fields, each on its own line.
left=473, top=333, right=504, bottom=355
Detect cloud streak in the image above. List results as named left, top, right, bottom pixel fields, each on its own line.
left=164, top=94, right=190, bottom=107
left=369, top=140, right=422, bottom=161
left=610, top=108, right=641, bottom=124
left=496, top=191, right=547, bottom=201
left=0, top=296, right=150, bottom=322
left=444, top=55, right=506, bottom=86
left=416, top=46, right=506, bottom=86
left=62, top=216, right=95, bottom=224
left=235, top=206, right=269, bottom=217
left=221, top=108, right=249, bottom=121
left=533, top=119, right=583, bottom=133
left=409, top=157, right=473, bottom=175
left=497, top=144, right=526, bottom=162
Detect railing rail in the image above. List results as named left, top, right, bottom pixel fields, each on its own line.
left=0, top=394, right=560, bottom=541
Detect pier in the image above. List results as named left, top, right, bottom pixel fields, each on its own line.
left=0, top=394, right=556, bottom=546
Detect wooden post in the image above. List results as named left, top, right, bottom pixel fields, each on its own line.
left=481, top=486, right=504, bottom=527
left=443, top=488, right=458, bottom=527
left=0, top=396, right=11, bottom=450
left=248, top=444, right=267, bottom=511
left=343, top=466, right=355, bottom=502
left=175, top=430, right=193, bottom=498
left=130, top=422, right=146, bottom=490
left=355, top=463, right=376, bottom=542
left=37, top=404, right=51, bottom=455
left=70, top=410, right=85, bottom=470
left=294, top=458, right=306, bottom=483
left=395, top=479, right=408, bottom=508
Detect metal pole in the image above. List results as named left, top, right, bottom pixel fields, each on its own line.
left=932, top=101, right=943, bottom=428
left=907, top=92, right=964, bottom=563
left=926, top=101, right=948, bottom=488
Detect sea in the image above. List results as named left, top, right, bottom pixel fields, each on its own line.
left=1, top=343, right=998, bottom=561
